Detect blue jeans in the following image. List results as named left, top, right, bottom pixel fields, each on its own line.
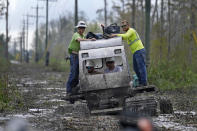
left=133, top=49, right=147, bottom=85
left=66, top=54, right=79, bottom=93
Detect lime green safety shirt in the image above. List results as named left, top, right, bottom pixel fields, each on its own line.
left=117, top=28, right=144, bottom=54
left=68, top=32, right=85, bottom=54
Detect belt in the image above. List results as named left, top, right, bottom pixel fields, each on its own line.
left=71, top=51, right=78, bottom=55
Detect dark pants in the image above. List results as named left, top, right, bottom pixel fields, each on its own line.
left=133, top=49, right=147, bottom=85
left=66, top=53, right=79, bottom=93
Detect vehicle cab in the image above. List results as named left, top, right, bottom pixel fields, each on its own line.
left=79, top=37, right=131, bottom=93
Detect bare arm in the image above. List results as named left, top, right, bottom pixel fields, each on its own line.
left=76, top=38, right=96, bottom=42
left=111, top=34, right=118, bottom=37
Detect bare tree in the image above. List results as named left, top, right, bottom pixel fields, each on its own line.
left=145, top=0, right=151, bottom=65
left=104, top=0, right=107, bottom=25
left=167, top=0, right=171, bottom=60
left=151, top=0, right=158, bottom=26
left=132, top=0, right=136, bottom=28
left=5, top=0, right=9, bottom=61
left=189, top=0, right=195, bottom=65
left=159, top=0, right=164, bottom=60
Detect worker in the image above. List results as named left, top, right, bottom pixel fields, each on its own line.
left=66, top=21, right=96, bottom=95
left=104, top=57, right=122, bottom=73
left=86, top=60, right=101, bottom=75
left=111, top=20, right=147, bottom=86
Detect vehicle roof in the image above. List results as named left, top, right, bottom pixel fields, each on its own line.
left=80, top=37, right=122, bottom=50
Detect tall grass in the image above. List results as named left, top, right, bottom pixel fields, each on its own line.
left=0, top=74, right=9, bottom=111
left=50, top=58, right=70, bottom=72
left=148, top=61, right=197, bottom=90
left=0, top=55, right=10, bottom=111
left=0, top=52, right=22, bottom=111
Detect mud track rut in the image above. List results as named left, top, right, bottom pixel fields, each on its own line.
left=6, top=64, right=119, bottom=131
left=0, top=64, right=196, bottom=131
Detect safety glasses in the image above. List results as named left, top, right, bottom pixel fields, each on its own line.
left=121, top=25, right=127, bottom=28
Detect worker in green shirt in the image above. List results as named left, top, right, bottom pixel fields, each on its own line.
left=111, top=20, right=147, bottom=86
left=66, top=21, right=96, bottom=95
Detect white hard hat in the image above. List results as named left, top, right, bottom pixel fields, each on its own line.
left=76, top=21, right=87, bottom=28
left=106, top=57, right=115, bottom=62
left=86, top=60, right=95, bottom=67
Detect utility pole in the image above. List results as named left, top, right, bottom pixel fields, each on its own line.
left=104, top=0, right=107, bottom=26
left=14, top=39, right=17, bottom=57
left=19, top=35, right=23, bottom=63
left=18, top=32, right=23, bottom=63
left=39, top=0, right=57, bottom=66
left=5, top=0, right=9, bottom=61
left=26, top=14, right=29, bottom=63
left=45, top=0, right=49, bottom=66
left=22, top=19, right=26, bottom=62
left=32, top=4, right=44, bottom=63
left=23, top=14, right=34, bottom=63
left=145, top=0, right=151, bottom=66
left=75, top=0, right=78, bottom=28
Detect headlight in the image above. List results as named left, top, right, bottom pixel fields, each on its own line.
left=114, top=49, right=121, bottom=54
left=82, top=53, right=89, bottom=58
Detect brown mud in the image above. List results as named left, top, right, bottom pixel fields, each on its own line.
left=0, top=64, right=196, bottom=131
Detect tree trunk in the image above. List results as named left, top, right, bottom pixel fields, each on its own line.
left=121, top=0, right=125, bottom=13
left=132, top=0, right=136, bottom=28
left=151, top=0, right=158, bottom=27
left=160, top=0, right=164, bottom=60
left=104, top=0, right=107, bottom=26
left=145, top=0, right=151, bottom=66
left=5, top=0, right=9, bottom=61
left=140, top=0, right=145, bottom=43
left=189, top=0, right=195, bottom=65
left=167, top=0, right=171, bottom=60
left=75, top=0, right=78, bottom=27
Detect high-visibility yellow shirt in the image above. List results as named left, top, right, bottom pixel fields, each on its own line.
left=117, top=28, right=144, bottom=54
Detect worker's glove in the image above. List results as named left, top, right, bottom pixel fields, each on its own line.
left=65, top=56, right=70, bottom=62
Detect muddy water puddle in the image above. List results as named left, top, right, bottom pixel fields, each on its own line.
left=153, top=111, right=197, bottom=131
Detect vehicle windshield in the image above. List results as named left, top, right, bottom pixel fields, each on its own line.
left=83, top=56, right=123, bottom=75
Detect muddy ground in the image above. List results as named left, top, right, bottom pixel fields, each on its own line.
left=0, top=63, right=197, bottom=131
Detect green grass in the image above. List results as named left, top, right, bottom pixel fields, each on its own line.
left=148, top=61, right=197, bottom=90
left=0, top=75, right=9, bottom=111
left=0, top=57, right=9, bottom=72
left=37, top=52, right=197, bottom=92
left=0, top=74, right=24, bottom=112
left=0, top=55, right=23, bottom=112
left=50, top=58, right=70, bottom=72
left=36, top=57, right=70, bottom=72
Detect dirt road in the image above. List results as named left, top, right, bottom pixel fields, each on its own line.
left=0, top=64, right=196, bottom=131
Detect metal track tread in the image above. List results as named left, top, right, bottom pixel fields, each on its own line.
left=91, top=107, right=123, bottom=115
left=125, top=96, right=158, bottom=116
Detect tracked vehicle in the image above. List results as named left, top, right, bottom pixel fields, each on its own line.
left=65, top=37, right=173, bottom=116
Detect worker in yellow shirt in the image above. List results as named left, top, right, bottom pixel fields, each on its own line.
left=111, top=20, right=147, bottom=86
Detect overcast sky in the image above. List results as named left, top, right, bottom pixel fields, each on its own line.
left=0, top=0, right=113, bottom=50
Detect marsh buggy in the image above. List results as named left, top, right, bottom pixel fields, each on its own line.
left=64, top=37, right=173, bottom=116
